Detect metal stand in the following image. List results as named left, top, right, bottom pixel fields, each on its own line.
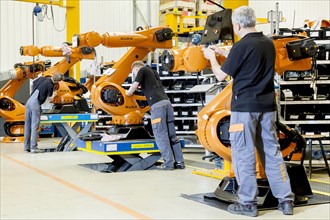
left=301, top=135, right=330, bottom=178
left=54, top=122, right=94, bottom=151
left=40, top=113, right=98, bottom=151
left=80, top=152, right=162, bottom=173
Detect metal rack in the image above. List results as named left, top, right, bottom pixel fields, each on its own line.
left=278, top=37, right=330, bottom=143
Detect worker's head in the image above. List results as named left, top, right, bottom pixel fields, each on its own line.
left=232, top=6, right=256, bottom=37
left=131, top=61, right=145, bottom=77
left=52, top=73, right=64, bottom=83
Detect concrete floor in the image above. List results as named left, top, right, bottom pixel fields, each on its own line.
left=1, top=138, right=329, bottom=220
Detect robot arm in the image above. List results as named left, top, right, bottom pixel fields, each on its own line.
left=161, top=45, right=227, bottom=73
left=0, top=61, right=45, bottom=97
left=0, top=61, right=46, bottom=140
left=20, top=44, right=96, bottom=105
left=73, top=27, right=174, bottom=125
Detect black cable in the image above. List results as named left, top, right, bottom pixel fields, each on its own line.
left=50, top=5, right=66, bottom=32
left=205, top=0, right=225, bottom=10
left=32, top=11, right=35, bottom=63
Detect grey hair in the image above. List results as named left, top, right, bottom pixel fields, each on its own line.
left=52, top=73, right=63, bottom=83
left=131, top=61, right=144, bottom=70
left=232, top=6, right=256, bottom=28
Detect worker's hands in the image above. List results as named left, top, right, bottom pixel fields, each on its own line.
left=126, top=90, right=133, bottom=96
left=209, top=45, right=229, bottom=57
left=61, top=43, right=73, bottom=56
left=202, top=46, right=216, bottom=60
left=50, top=91, right=57, bottom=102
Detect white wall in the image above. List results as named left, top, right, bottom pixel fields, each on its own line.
left=1, top=0, right=329, bottom=73
left=0, top=0, right=160, bottom=74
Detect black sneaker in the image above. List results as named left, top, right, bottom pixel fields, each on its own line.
left=174, top=161, right=185, bottom=169
left=30, top=148, right=45, bottom=154
left=24, top=148, right=30, bottom=153
left=278, top=201, right=293, bottom=215
left=227, top=203, right=258, bottom=217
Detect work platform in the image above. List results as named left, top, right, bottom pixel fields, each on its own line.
left=40, top=113, right=98, bottom=151
left=76, top=138, right=185, bottom=172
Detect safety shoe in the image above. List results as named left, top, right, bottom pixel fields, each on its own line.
left=278, top=201, right=294, bottom=215
left=174, top=161, right=185, bottom=169
left=158, top=165, right=174, bottom=171
left=30, top=148, right=45, bottom=154
left=24, top=148, right=30, bottom=153
left=227, top=203, right=258, bottom=217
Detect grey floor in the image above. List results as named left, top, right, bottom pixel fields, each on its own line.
left=1, top=138, right=329, bottom=220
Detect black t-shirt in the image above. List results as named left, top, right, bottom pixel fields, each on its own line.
left=134, top=66, right=168, bottom=106
left=32, top=77, right=54, bottom=105
left=221, top=32, right=276, bottom=112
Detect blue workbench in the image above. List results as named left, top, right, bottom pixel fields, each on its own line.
left=40, top=113, right=98, bottom=151
left=76, top=138, right=185, bottom=172
left=76, top=138, right=160, bottom=155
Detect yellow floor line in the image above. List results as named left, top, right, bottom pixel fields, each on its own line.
left=312, top=190, right=330, bottom=196
left=186, top=164, right=212, bottom=172
left=308, top=179, right=330, bottom=185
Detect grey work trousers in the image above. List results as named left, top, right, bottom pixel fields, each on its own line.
left=150, top=99, right=184, bottom=168
left=24, top=90, right=41, bottom=150
left=229, top=111, right=294, bottom=205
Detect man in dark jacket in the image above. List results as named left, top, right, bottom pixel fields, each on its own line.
left=24, top=73, right=63, bottom=153
left=126, top=61, right=185, bottom=170
left=203, top=6, right=294, bottom=217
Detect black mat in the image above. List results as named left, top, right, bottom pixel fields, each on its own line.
left=181, top=192, right=330, bottom=211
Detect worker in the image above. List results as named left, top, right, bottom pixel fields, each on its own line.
left=202, top=6, right=294, bottom=217
left=126, top=61, right=185, bottom=170
left=24, top=73, right=63, bottom=154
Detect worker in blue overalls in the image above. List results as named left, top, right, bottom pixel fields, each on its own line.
left=203, top=6, right=294, bottom=217
left=24, top=73, right=63, bottom=153
left=126, top=61, right=185, bottom=170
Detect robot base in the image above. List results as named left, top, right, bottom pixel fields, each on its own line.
left=2, top=136, right=24, bottom=143
left=107, top=124, right=153, bottom=140
left=205, top=163, right=312, bottom=208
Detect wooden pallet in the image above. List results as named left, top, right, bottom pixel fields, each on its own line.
left=160, top=0, right=196, bottom=13
left=196, top=0, right=220, bottom=13
left=160, top=6, right=195, bottom=15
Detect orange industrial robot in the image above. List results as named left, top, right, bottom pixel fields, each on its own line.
left=0, top=43, right=96, bottom=143
left=20, top=43, right=95, bottom=113
left=72, top=26, right=173, bottom=138
left=0, top=61, right=46, bottom=142
left=161, top=9, right=317, bottom=207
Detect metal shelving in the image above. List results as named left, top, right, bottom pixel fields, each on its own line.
left=279, top=36, right=330, bottom=141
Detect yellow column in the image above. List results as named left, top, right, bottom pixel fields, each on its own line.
left=66, top=0, right=80, bottom=81
left=165, top=13, right=179, bottom=49
left=223, top=0, right=248, bottom=42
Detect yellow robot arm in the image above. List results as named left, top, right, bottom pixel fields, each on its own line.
left=73, top=27, right=174, bottom=125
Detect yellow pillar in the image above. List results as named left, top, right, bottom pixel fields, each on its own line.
left=165, top=13, right=179, bottom=49
left=223, top=0, right=248, bottom=42
left=16, top=0, right=80, bottom=81
left=66, top=0, right=80, bottom=81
